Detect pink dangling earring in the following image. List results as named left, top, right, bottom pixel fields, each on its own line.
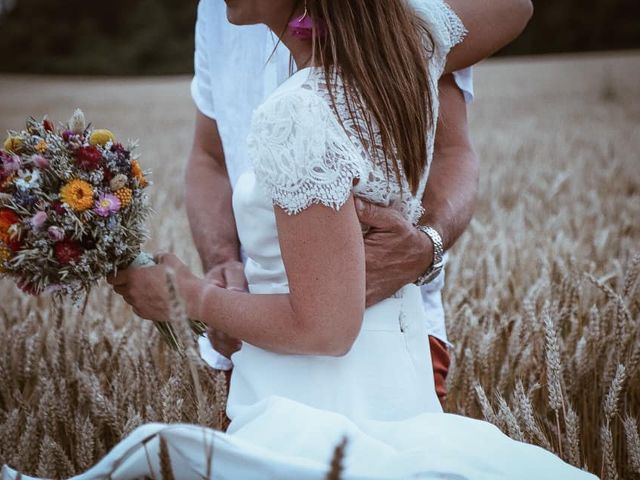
left=287, top=1, right=324, bottom=40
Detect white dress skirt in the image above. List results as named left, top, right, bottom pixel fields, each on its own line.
left=1, top=1, right=597, bottom=478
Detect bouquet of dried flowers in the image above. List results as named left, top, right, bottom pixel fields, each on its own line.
left=0, top=109, right=205, bottom=349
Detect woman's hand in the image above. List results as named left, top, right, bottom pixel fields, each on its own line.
left=107, top=253, right=200, bottom=322
left=203, top=261, right=245, bottom=358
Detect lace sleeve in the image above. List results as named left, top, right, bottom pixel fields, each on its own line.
left=248, top=88, right=366, bottom=215
left=410, top=0, right=468, bottom=74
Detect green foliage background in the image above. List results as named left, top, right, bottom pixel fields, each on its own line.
left=0, top=0, right=638, bottom=75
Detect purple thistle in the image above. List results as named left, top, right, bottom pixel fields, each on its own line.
left=13, top=190, right=37, bottom=207
left=110, top=143, right=131, bottom=169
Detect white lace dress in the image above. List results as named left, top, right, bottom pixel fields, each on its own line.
left=2, top=1, right=596, bottom=479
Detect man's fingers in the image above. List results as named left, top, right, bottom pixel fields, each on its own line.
left=113, top=285, right=127, bottom=296
left=108, top=270, right=130, bottom=286
left=204, top=266, right=226, bottom=287
left=223, top=264, right=247, bottom=292
left=153, top=251, right=170, bottom=264
left=207, top=327, right=242, bottom=357
left=156, top=252, right=183, bottom=271
left=355, top=198, right=402, bottom=229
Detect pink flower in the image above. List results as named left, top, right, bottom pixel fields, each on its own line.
left=47, top=226, right=65, bottom=241
left=30, top=211, right=47, bottom=230
left=31, top=154, right=49, bottom=169
left=94, top=193, right=121, bottom=217
left=0, top=152, right=21, bottom=174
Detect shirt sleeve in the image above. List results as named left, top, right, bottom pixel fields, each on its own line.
left=191, top=0, right=217, bottom=119
left=452, top=67, right=474, bottom=104
left=248, top=89, right=366, bottom=215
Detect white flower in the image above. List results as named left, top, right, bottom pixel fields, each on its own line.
left=15, top=169, right=41, bottom=191
left=69, top=108, right=86, bottom=134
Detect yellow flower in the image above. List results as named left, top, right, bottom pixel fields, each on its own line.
left=114, top=187, right=133, bottom=208
left=60, top=179, right=94, bottom=211
left=3, top=135, right=23, bottom=153
left=131, top=160, right=147, bottom=188
left=89, top=129, right=115, bottom=147
left=35, top=139, right=48, bottom=153
left=0, top=244, right=11, bottom=272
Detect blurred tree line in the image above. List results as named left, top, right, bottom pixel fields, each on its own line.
left=503, top=0, right=640, bottom=56
left=0, top=0, right=638, bottom=75
left=0, top=0, right=196, bottom=75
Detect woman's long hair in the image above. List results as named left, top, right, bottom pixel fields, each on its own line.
left=305, top=0, right=435, bottom=196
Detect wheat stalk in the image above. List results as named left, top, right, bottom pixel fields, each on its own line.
left=623, top=416, right=640, bottom=475
left=325, top=436, right=348, bottom=480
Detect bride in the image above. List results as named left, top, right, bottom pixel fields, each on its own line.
left=3, top=0, right=596, bottom=479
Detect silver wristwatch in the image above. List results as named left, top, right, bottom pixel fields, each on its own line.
left=414, top=225, right=444, bottom=286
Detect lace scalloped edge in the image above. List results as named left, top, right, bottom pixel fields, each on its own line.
left=440, top=0, right=469, bottom=48
left=267, top=181, right=354, bottom=216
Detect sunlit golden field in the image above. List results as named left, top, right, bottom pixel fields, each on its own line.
left=1, top=51, right=639, bottom=479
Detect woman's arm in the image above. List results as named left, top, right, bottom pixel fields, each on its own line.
left=115, top=91, right=364, bottom=357
left=189, top=197, right=366, bottom=356
left=444, top=0, right=533, bottom=73
left=421, top=74, right=478, bottom=248
left=117, top=196, right=366, bottom=357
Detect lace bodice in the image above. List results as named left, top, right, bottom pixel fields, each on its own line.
left=248, top=0, right=466, bottom=224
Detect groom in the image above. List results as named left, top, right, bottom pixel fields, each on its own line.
left=187, top=0, right=532, bottom=406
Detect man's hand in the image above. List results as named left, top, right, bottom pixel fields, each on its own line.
left=355, top=198, right=433, bottom=307
left=204, top=260, right=245, bottom=358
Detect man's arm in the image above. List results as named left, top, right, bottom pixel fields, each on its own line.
left=356, top=74, right=478, bottom=306
left=445, top=0, right=533, bottom=73
left=185, top=112, right=244, bottom=283
left=186, top=112, right=244, bottom=357
left=420, top=74, right=478, bottom=248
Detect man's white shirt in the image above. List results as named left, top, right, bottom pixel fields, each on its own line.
left=192, top=0, right=474, bottom=369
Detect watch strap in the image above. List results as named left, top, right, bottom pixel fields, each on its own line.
left=415, top=225, right=444, bottom=286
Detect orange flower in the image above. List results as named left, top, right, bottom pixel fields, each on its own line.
left=114, top=187, right=133, bottom=208
left=60, top=179, right=94, bottom=211
left=35, top=139, right=48, bottom=153
left=131, top=160, right=147, bottom=188
left=0, top=244, right=12, bottom=272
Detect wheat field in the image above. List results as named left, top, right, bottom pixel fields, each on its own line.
left=0, top=51, right=639, bottom=479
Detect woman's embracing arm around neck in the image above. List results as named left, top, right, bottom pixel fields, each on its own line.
left=443, top=0, right=533, bottom=72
